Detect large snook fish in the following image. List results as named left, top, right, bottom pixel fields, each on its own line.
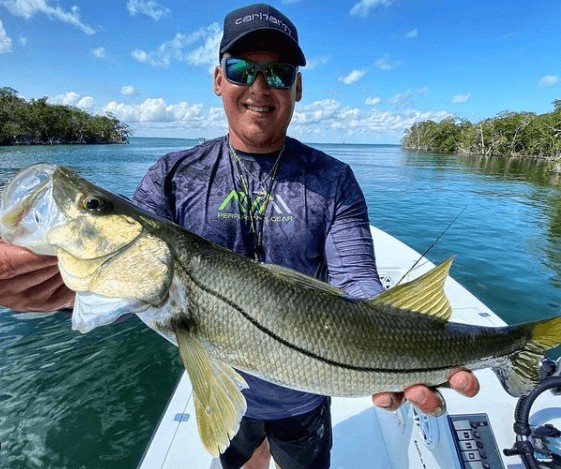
left=2, top=163, right=561, bottom=455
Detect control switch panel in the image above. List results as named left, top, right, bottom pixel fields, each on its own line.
left=448, top=414, right=504, bottom=469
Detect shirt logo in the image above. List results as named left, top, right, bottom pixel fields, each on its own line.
left=217, top=190, right=294, bottom=222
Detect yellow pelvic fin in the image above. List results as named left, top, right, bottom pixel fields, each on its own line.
left=371, top=257, right=453, bottom=321
left=175, top=327, right=248, bottom=456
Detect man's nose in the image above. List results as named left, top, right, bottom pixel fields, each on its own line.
left=250, top=71, right=270, bottom=90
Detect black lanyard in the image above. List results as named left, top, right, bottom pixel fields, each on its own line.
left=229, top=143, right=285, bottom=261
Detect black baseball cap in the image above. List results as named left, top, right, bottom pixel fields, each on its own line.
left=219, top=3, right=306, bottom=66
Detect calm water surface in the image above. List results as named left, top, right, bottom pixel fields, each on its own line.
left=0, top=138, right=560, bottom=468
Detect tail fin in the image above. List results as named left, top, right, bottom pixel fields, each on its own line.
left=531, top=316, right=561, bottom=349
left=493, top=316, right=561, bottom=397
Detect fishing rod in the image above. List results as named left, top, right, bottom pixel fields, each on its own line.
left=395, top=206, right=467, bottom=286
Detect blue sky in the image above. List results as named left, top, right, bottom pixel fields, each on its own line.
left=0, top=0, right=560, bottom=144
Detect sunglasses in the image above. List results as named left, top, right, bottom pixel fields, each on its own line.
left=221, top=57, right=298, bottom=89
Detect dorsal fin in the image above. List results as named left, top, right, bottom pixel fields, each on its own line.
left=370, top=257, right=453, bottom=321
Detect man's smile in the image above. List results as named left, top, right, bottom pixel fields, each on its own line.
left=245, top=104, right=274, bottom=113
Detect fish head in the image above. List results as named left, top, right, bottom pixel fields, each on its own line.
left=0, top=163, right=174, bottom=330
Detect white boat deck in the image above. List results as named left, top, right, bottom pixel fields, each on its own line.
left=139, top=227, right=561, bottom=469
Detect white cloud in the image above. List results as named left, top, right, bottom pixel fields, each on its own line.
left=450, top=93, right=471, bottom=104
left=404, top=28, right=418, bottom=39
left=42, top=88, right=455, bottom=143
left=51, top=91, right=80, bottom=105
left=185, top=25, right=223, bottom=72
left=126, top=0, right=170, bottom=21
left=76, top=96, right=94, bottom=110
left=365, top=96, right=381, bottom=106
left=91, top=46, right=106, bottom=58
left=350, top=0, right=394, bottom=18
left=104, top=98, right=204, bottom=124
left=538, top=74, right=559, bottom=87
left=388, top=87, right=428, bottom=106
left=0, top=19, right=12, bottom=53
left=132, top=23, right=221, bottom=72
left=131, top=49, right=148, bottom=62
left=388, top=92, right=410, bottom=105
left=304, top=54, right=332, bottom=70
left=49, top=91, right=95, bottom=111
left=43, top=93, right=227, bottom=136
left=375, top=54, right=401, bottom=71
left=121, top=85, right=136, bottom=96
left=338, top=69, right=367, bottom=85
left=120, top=96, right=452, bottom=142
left=0, top=0, right=95, bottom=35
left=291, top=98, right=452, bottom=141
left=293, top=99, right=350, bottom=124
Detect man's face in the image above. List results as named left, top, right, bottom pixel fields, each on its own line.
left=214, top=50, right=302, bottom=153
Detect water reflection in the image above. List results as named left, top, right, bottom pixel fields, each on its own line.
left=456, top=153, right=561, bottom=296
left=458, top=153, right=557, bottom=186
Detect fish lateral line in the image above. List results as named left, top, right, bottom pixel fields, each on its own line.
left=183, top=266, right=465, bottom=375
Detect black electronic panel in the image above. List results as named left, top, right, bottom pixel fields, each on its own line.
left=448, top=414, right=504, bottom=469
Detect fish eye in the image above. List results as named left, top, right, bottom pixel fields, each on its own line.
left=80, top=195, right=112, bottom=212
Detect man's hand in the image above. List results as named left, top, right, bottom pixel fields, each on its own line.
left=372, top=369, right=479, bottom=416
left=0, top=239, right=74, bottom=312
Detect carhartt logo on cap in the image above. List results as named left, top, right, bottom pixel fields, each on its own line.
left=219, top=3, right=306, bottom=66
left=234, top=11, right=293, bottom=38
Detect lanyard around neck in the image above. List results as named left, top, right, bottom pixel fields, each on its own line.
left=229, top=143, right=285, bottom=261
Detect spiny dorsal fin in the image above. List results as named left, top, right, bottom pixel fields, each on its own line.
left=175, top=327, right=247, bottom=456
left=370, top=257, right=453, bottom=321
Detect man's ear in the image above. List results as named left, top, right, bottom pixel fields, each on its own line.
left=214, top=65, right=223, bottom=96
left=295, top=72, right=302, bottom=102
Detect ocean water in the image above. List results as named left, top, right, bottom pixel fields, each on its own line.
left=0, top=138, right=560, bottom=468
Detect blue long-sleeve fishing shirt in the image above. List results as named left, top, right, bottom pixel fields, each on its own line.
left=133, top=135, right=384, bottom=419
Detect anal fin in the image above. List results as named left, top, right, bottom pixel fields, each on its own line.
left=175, top=327, right=248, bottom=456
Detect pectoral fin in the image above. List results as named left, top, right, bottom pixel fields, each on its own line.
left=175, top=327, right=248, bottom=456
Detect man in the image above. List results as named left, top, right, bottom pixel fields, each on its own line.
left=0, top=3, right=478, bottom=468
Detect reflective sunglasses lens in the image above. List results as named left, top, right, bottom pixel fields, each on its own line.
left=224, top=59, right=296, bottom=89
left=225, top=59, right=255, bottom=85
left=264, top=64, right=296, bottom=88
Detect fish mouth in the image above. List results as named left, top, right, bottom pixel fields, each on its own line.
left=0, top=163, right=62, bottom=254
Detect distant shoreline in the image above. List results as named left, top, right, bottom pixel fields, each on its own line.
left=402, top=103, right=561, bottom=165
left=0, top=87, right=131, bottom=146
left=0, top=140, right=129, bottom=147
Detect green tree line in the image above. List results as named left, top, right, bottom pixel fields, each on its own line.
left=403, top=100, right=561, bottom=159
left=0, top=87, right=131, bottom=145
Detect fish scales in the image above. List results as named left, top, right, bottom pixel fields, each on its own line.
left=168, top=229, right=532, bottom=395
left=2, top=163, right=561, bottom=455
